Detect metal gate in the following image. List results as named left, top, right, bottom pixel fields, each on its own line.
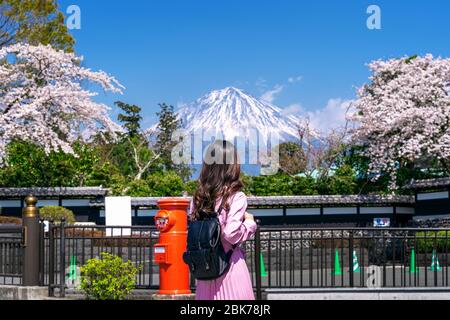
left=0, top=225, right=24, bottom=285
left=45, top=221, right=160, bottom=297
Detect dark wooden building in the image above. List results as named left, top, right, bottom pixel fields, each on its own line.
left=0, top=187, right=107, bottom=223
left=2, top=178, right=449, bottom=226
left=0, top=187, right=416, bottom=227
left=405, top=177, right=450, bottom=219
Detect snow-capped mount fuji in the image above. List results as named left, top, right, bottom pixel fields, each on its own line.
left=178, top=87, right=303, bottom=143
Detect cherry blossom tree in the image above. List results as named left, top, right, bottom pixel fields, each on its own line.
left=351, top=54, right=450, bottom=189
left=0, top=43, right=124, bottom=165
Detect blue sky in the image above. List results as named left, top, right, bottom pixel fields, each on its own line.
left=58, top=0, right=450, bottom=130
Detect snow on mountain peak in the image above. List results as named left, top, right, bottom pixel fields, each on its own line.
left=178, top=87, right=303, bottom=143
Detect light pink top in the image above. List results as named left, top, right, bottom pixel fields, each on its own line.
left=189, top=191, right=257, bottom=300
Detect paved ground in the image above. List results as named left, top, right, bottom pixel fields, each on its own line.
left=258, top=266, right=450, bottom=288
left=2, top=266, right=448, bottom=289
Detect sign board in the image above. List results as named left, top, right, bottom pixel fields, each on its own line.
left=373, top=218, right=390, bottom=228
left=105, top=197, right=132, bottom=236
left=43, top=220, right=49, bottom=233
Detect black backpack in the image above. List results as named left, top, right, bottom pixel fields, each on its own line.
left=182, top=207, right=234, bottom=280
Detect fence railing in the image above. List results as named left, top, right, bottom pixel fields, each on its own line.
left=46, top=221, right=159, bottom=297
left=0, top=225, right=24, bottom=285
left=5, top=219, right=450, bottom=299
left=249, top=227, right=450, bottom=295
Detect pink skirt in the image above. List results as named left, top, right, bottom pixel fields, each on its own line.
left=195, top=248, right=255, bottom=300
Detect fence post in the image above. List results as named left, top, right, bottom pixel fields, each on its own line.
left=349, top=230, right=354, bottom=287
left=22, top=195, right=40, bottom=287
left=59, top=217, right=66, bottom=298
left=39, top=218, right=45, bottom=286
left=254, top=219, right=262, bottom=301
left=48, top=220, right=55, bottom=297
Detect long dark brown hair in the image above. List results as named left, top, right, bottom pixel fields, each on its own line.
left=192, top=140, right=243, bottom=220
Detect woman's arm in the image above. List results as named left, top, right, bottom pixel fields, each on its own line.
left=222, top=192, right=257, bottom=245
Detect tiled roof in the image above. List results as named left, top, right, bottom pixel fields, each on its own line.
left=404, top=177, right=450, bottom=190
left=89, top=195, right=414, bottom=208
left=246, top=195, right=414, bottom=205
left=0, top=187, right=109, bottom=197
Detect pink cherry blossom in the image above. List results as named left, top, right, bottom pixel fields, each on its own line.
left=0, top=43, right=124, bottom=164
left=350, top=54, right=450, bottom=189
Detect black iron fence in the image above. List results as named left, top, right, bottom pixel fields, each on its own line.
left=3, top=220, right=450, bottom=300
left=45, top=221, right=159, bottom=297
left=249, top=227, right=450, bottom=295
left=0, top=225, right=24, bottom=285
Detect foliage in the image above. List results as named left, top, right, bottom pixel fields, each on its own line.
left=294, top=118, right=350, bottom=180
left=316, top=164, right=357, bottom=195
left=243, top=169, right=358, bottom=196
left=146, top=171, right=184, bottom=197
left=0, top=140, right=115, bottom=187
left=155, top=103, right=192, bottom=181
left=184, top=180, right=199, bottom=196
left=80, top=252, right=139, bottom=300
left=0, top=216, right=21, bottom=224
left=291, top=176, right=319, bottom=195
left=115, top=101, right=142, bottom=138
left=0, top=43, right=124, bottom=165
left=39, top=206, right=75, bottom=224
left=123, top=179, right=152, bottom=197
left=105, top=134, right=160, bottom=182
left=0, top=0, right=74, bottom=51
left=278, top=142, right=306, bottom=176
left=116, top=171, right=185, bottom=197
left=108, top=173, right=129, bottom=196
left=351, top=54, right=450, bottom=189
left=416, top=231, right=450, bottom=252
left=244, top=174, right=295, bottom=196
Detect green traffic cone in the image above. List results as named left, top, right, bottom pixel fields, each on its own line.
left=429, top=249, right=442, bottom=271
left=410, top=249, right=418, bottom=274
left=68, top=255, right=77, bottom=280
left=260, top=253, right=268, bottom=277
left=352, top=250, right=360, bottom=273
left=334, top=249, right=342, bottom=276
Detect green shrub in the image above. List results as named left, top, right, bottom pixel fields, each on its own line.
left=245, top=174, right=294, bottom=196
left=147, top=171, right=184, bottom=197
left=416, top=231, right=450, bottom=252
left=39, top=206, right=75, bottom=224
left=80, top=252, right=139, bottom=300
left=316, top=165, right=357, bottom=195
left=124, top=179, right=152, bottom=197
left=184, top=180, right=199, bottom=196
left=291, top=176, right=318, bottom=195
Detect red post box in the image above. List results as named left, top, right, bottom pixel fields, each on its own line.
left=154, top=198, right=191, bottom=295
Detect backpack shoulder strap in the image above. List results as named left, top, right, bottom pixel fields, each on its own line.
left=216, top=198, right=238, bottom=251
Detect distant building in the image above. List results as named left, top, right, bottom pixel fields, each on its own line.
left=0, top=177, right=448, bottom=226
left=0, top=187, right=106, bottom=223
left=404, top=177, right=450, bottom=220
left=0, top=186, right=424, bottom=227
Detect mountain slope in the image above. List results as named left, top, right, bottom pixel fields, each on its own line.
left=178, top=87, right=304, bottom=142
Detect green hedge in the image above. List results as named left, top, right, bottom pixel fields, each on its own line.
left=122, top=171, right=185, bottom=197
left=39, top=206, right=76, bottom=224
left=416, top=231, right=450, bottom=252
left=80, top=252, right=139, bottom=300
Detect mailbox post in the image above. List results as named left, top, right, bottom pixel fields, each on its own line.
left=153, top=198, right=192, bottom=298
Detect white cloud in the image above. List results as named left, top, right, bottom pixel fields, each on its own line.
left=282, top=103, right=303, bottom=116
left=307, top=98, right=355, bottom=135
left=288, top=75, right=303, bottom=83
left=260, top=84, right=284, bottom=104
left=255, top=77, right=268, bottom=90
